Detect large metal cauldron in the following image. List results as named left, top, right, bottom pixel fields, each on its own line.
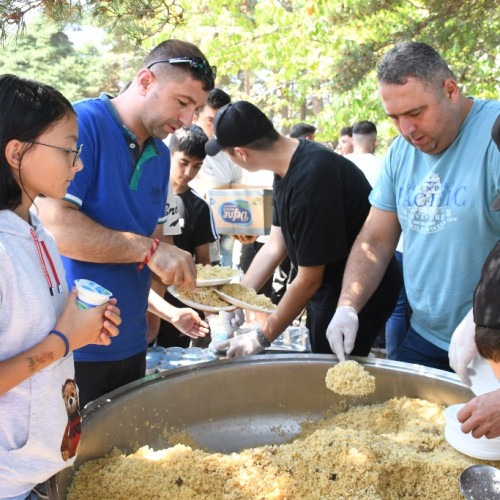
left=49, top=354, right=473, bottom=499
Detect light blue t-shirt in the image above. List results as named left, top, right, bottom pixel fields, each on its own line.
left=370, top=98, right=500, bottom=350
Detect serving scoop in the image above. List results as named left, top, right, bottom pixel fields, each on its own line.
left=460, top=464, right=500, bottom=499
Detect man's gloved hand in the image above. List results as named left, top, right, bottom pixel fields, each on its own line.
left=326, top=305, right=359, bottom=362
left=215, top=331, right=264, bottom=358
left=449, top=308, right=477, bottom=386
left=221, top=309, right=245, bottom=329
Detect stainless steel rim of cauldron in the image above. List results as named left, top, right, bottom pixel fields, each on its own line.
left=48, top=354, right=474, bottom=499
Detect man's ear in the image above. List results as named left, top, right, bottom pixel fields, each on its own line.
left=5, top=139, right=23, bottom=170
left=233, top=146, right=248, bottom=162
left=443, top=78, right=460, bottom=103
left=136, top=69, right=154, bottom=95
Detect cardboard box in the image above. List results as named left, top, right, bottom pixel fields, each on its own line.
left=207, top=184, right=273, bottom=235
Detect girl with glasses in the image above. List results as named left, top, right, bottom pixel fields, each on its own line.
left=0, top=74, right=121, bottom=500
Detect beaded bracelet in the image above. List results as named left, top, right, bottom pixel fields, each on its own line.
left=256, top=327, right=271, bottom=348
left=50, top=329, right=70, bottom=357
left=137, top=238, right=160, bottom=271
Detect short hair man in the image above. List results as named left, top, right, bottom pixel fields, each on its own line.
left=193, top=88, right=231, bottom=141
left=289, top=123, right=316, bottom=140
left=336, top=126, right=354, bottom=155
left=345, top=120, right=382, bottom=187
left=169, top=125, right=219, bottom=264
left=191, top=88, right=243, bottom=266
left=326, top=42, right=500, bottom=373
left=156, top=124, right=218, bottom=348
left=205, top=101, right=402, bottom=357
left=38, top=39, right=215, bottom=407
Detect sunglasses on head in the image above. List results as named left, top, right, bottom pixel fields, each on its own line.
left=146, top=57, right=217, bottom=80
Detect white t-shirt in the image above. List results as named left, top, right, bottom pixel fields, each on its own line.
left=163, top=182, right=182, bottom=236
left=189, top=151, right=243, bottom=196
left=345, top=153, right=382, bottom=188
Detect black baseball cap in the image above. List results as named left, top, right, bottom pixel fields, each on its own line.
left=205, top=101, right=274, bottom=156
left=473, top=240, right=500, bottom=328
left=490, top=114, right=500, bottom=210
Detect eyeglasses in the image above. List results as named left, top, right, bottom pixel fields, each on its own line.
left=26, top=141, right=83, bottom=167
left=146, top=57, right=217, bottom=81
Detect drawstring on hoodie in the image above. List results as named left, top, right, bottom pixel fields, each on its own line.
left=30, top=228, right=62, bottom=296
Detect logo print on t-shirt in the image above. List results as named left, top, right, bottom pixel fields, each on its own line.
left=398, top=173, right=465, bottom=234
left=60, top=379, right=81, bottom=461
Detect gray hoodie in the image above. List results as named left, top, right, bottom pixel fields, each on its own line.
left=0, top=209, right=77, bottom=498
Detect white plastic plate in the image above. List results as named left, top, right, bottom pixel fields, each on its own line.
left=213, top=288, right=276, bottom=314
left=168, top=285, right=236, bottom=312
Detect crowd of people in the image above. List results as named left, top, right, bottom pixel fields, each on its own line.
left=1, top=37, right=500, bottom=499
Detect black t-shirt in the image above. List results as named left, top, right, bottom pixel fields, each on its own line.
left=273, top=139, right=372, bottom=286
left=174, top=188, right=219, bottom=257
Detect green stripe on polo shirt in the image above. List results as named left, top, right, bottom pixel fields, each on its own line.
left=129, top=143, right=158, bottom=191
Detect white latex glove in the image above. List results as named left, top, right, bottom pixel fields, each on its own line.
left=326, top=306, right=359, bottom=362
left=221, top=309, right=245, bottom=329
left=215, top=331, right=263, bottom=358
left=449, top=308, right=477, bottom=386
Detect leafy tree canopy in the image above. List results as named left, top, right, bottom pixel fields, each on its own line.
left=0, top=18, right=132, bottom=101
left=1, top=0, right=499, bottom=148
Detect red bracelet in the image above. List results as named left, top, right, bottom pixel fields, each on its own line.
left=137, top=239, right=160, bottom=270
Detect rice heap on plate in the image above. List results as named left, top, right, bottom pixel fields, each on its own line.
left=67, top=397, right=496, bottom=500
left=217, top=283, right=277, bottom=310
left=196, top=264, right=241, bottom=280
left=325, top=360, right=376, bottom=396
left=177, top=287, right=231, bottom=308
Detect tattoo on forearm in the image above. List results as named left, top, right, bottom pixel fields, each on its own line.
left=28, top=352, right=54, bottom=372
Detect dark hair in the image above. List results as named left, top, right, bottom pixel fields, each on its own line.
left=339, top=126, right=353, bottom=137
left=476, top=325, right=500, bottom=363
left=377, top=41, right=456, bottom=88
left=207, top=88, right=231, bottom=110
left=142, top=39, right=215, bottom=91
left=353, top=120, right=377, bottom=136
left=169, top=124, right=208, bottom=160
left=0, top=74, right=74, bottom=210
left=289, top=123, right=316, bottom=139
left=194, top=88, right=231, bottom=119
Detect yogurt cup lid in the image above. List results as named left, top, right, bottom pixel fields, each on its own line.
left=444, top=404, right=500, bottom=460
left=74, top=279, right=112, bottom=297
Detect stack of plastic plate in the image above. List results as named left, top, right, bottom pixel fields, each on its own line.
left=444, top=403, right=500, bottom=460
left=444, top=354, right=500, bottom=459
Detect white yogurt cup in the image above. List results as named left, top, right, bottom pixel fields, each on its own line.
left=74, top=279, right=113, bottom=309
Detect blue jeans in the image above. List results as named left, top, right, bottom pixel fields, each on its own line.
left=385, top=251, right=408, bottom=359
left=220, top=234, right=235, bottom=267
left=396, top=326, right=452, bottom=372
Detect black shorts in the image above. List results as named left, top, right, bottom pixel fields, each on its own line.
left=74, top=350, right=146, bottom=409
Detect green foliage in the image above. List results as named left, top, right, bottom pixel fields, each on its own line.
left=154, top=0, right=499, bottom=148
left=0, top=0, right=184, bottom=45
left=1, top=0, right=499, bottom=151
left=0, top=16, right=132, bottom=101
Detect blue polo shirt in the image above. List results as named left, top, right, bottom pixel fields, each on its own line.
left=63, top=94, right=170, bottom=362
